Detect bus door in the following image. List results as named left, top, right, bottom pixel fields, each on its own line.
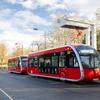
left=16, top=58, right=21, bottom=72
left=21, top=57, right=28, bottom=72
left=39, top=53, right=58, bottom=75
left=65, top=50, right=81, bottom=80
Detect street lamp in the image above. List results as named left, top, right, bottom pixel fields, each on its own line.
left=33, top=28, right=47, bottom=50
left=43, top=32, right=47, bottom=49
left=33, top=28, right=38, bottom=30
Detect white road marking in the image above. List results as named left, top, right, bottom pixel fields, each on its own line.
left=0, top=88, right=14, bottom=100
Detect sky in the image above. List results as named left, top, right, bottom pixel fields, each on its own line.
left=0, top=0, right=100, bottom=53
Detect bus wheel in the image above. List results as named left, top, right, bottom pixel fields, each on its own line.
left=60, top=72, right=66, bottom=81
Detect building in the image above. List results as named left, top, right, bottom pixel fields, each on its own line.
left=54, top=16, right=97, bottom=49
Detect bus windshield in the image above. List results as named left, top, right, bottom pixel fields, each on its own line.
left=75, top=45, right=100, bottom=68
left=21, top=57, right=28, bottom=67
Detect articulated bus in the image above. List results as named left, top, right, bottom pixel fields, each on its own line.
left=8, top=56, right=28, bottom=74
left=27, top=44, right=100, bottom=82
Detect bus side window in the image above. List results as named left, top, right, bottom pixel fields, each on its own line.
left=8, top=60, right=11, bottom=66
left=28, top=58, right=30, bottom=67
left=59, top=52, right=66, bottom=67
left=51, top=53, right=59, bottom=67
left=66, top=51, right=79, bottom=68
left=12, top=60, right=16, bottom=69
left=18, top=60, right=20, bottom=67
left=45, top=57, right=51, bottom=67
left=39, top=57, right=44, bottom=67
left=34, top=56, right=38, bottom=67
left=69, top=56, right=79, bottom=68
left=74, top=58, right=79, bottom=67
left=29, top=57, right=34, bottom=67
left=44, top=54, right=51, bottom=67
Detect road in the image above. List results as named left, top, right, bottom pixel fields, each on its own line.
left=0, top=70, right=100, bottom=100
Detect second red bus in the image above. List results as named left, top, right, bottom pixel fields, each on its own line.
left=8, top=56, right=28, bottom=74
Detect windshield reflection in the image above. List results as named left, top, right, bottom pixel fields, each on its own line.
left=75, top=45, right=100, bottom=68
left=80, top=55, right=100, bottom=68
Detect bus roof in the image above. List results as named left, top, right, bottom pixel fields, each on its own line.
left=29, top=44, right=93, bottom=57
left=29, top=44, right=82, bottom=57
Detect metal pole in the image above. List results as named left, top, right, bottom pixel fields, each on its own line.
left=44, top=32, right=46, bottom=49
left=15, top=43, right=18, bottom=56
left=63, top=28, right=66, bottom=45
left=21, top=44, right=23, bottom=55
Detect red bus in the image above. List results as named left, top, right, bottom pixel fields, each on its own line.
left=8, top=56, right=28, bottom=74
left=27, top=44, right=100, bottom=82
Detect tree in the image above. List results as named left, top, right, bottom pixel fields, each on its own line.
left=11, top=43, right=33, bottom=56
left=11, top=43, right=23, bottom=56
left=46, top=27, right=85, bottom=48
left=29, top=41, right=43, bottom=51
left=0, top=42, right=8, bottom=66
left=97, top=29, right=100, bottom=50
left=96, top=8, right=100, bottom=50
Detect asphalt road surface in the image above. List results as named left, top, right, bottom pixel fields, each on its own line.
left=0, top=70, right=100, bottom=100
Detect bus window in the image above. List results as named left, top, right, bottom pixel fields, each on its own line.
left=69, top=56, right=79, bottom=68
left=45, top=57, right=51, bottom=67
left=28, top=57, right=34, bottom=67
left=39, top=57, right=44, bottom=67
left=59, top=52, right=66, bottom=67
left=75, top=45, right=100, bottom=68
left=39, top=56, right=45, bottom=73
left=22, top=61, right=28, bottom=67
left=80, top=55, right=100, bottom=68
left=51, top=53, right=58, bottom=67
left=12, top=60, right=16, bottom=69
left=17, top=60, right=20, bottom=67
left=8, top=60, right=11, bottom=66
left=21, top=57, right=28, bottom=67
left=33, top=56, right=38, bottom=67
left=66, top=50, right=79, bottom=68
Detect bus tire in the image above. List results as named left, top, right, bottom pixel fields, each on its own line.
left=60, top=72, right=66, bottom=81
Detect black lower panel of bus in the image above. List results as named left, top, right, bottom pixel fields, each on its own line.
left=39, top=67, right=58, bottom=74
